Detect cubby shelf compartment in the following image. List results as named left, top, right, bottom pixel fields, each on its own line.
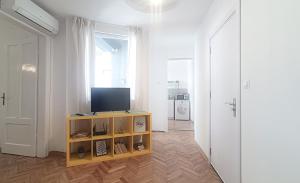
left=93, top=138, right=113, bottom=160
left=133, top=134, right=151, bottom=153
left=92, top=117, right=113, bottom=139
left=66, top=112, right=152, bottom=167
left=114, top=116, right=133, bottom=136
left=69, top=153, right=92, bottom=167
left=68, top=117, right=92, bottom=143
left=68, top=141, right=92, bottom=167
left=114, top=136, right=133, bottom=155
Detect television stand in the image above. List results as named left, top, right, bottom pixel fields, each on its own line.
left=66, top=111, right=152, bottom=167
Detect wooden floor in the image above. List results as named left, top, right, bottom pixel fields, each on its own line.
left=0, top=131, right=221, bottom=183
left=168, top=120, right=194, bottom=131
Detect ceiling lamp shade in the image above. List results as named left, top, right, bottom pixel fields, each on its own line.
left=126, top=0, right=179, bottom=13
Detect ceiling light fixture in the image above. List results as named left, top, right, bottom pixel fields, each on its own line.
left=126, top=0, right=178, bottom=13
left=150, top=0, right=162, bottom=23
left=150, top=0, right=162, bottom=7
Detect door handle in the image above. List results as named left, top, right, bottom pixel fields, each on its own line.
left=1, top=93, right=5, bottom=106
left=225, top=98, right=236, bottom=117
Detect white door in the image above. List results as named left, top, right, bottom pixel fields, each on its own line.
left=0, top=36, right=38, bottom=157
left=210, top=12, right=240, bottom=183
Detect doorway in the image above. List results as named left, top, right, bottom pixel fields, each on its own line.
left=209, top=11, right=241, bottom=183
left=167, top=58, right=194, bottom=131
left=0, top=15, right=39, bottom=157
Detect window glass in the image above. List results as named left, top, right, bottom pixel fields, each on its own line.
left=94, top=33, right=129, bottom=88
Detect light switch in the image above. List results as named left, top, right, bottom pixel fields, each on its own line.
left=243, top=80, right=250, bottom=89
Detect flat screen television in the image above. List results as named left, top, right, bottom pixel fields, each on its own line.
left=91, top=88, right=130, bottom=112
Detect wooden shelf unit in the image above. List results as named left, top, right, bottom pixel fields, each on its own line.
left=66, top=112, right=152, bottom=167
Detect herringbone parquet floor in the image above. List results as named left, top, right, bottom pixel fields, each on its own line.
left=0, top=131, right=222, bottom=183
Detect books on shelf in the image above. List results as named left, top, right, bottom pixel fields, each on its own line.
left=120, top=144, right=128, bottom=153
left=114, top=143, right=121, bottom=154
left=114, top=143, right=128, bottom=154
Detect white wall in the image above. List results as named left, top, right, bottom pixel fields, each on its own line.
left=194, top=0, right=238, bottom=157
left=168, top=59, right=193, bottom=90
left=48, top=19, right=67, bottom=152
left=241, top=0, right=300, bottom=182
left=148, top=25, right=194, bottom=131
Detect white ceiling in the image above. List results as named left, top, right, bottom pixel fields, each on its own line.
left=33, top=0, right=213, bottom=28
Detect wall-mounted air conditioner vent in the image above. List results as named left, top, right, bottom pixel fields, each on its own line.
left=0, top=0, right=59, bottom=35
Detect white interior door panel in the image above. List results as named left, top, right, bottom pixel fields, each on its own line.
left=0, top=36, right=38, bottom=157
left=210, top=11, right=241, bottom=183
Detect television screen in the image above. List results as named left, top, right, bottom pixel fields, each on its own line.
left=91, top=88, right=130, bottom=112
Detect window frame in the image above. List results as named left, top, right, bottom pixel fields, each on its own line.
left=91, top=23, right=130, bottom=89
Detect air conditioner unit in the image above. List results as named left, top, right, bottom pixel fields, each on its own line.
left=0, top=0, right=59, bottom=35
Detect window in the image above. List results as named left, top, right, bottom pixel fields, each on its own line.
left=94, top=33, right=129, bottom=88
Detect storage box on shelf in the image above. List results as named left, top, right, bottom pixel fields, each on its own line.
left=93, top=138, right=113, bottom=161
left=66, top=112, right=152, bottom=167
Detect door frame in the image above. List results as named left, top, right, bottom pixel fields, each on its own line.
left=0, top=13, right=52, bottom=158
left=167, top=57, right=194, bottom=124
left=208, top=4, right=241, bottom=183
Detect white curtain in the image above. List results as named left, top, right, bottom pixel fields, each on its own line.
left=66, top=17, right=95, bottom=114
left=128, top=27, right=149, bottom=111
